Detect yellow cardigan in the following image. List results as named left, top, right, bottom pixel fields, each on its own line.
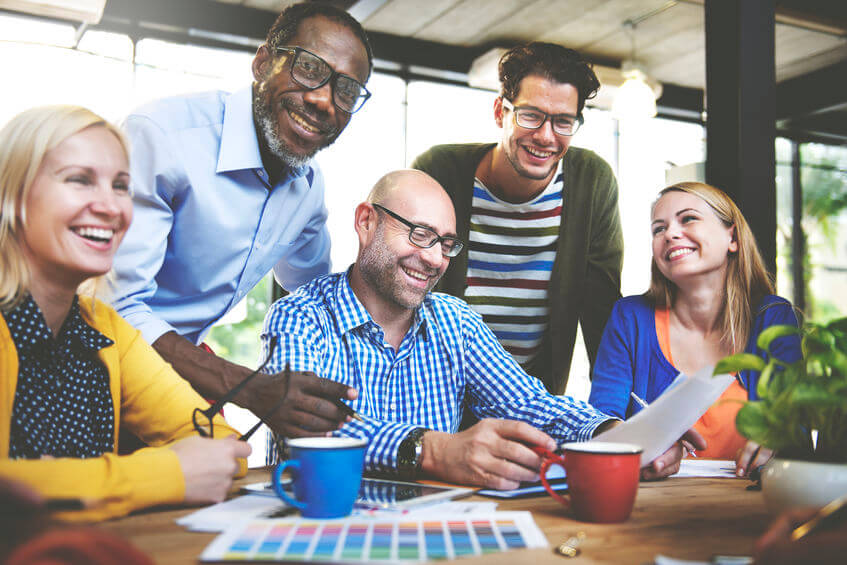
left=0, top=295, right=246, bottom=521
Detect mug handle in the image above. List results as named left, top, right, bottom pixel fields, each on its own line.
left=273, top=460, right=307, bottom=510
left=533, top=447, right=570, bottom=508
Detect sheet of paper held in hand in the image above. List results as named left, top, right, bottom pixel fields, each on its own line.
left=591, top=366, right=735, bottom=466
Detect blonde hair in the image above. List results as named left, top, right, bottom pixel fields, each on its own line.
left=646, top=181, right=774, bottom=352
left=0, top=105, right=129, bottom=311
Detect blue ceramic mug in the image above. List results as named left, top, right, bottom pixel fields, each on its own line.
left=272, top=437, right=367, bottom=519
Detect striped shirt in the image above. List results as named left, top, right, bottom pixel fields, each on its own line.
left=465, top=166, right=563, bottom=366
left=262, top=271, right=609, bottom=474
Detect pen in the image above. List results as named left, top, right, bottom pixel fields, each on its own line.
left=630, top=392, right=697, bottom=457
left=790, top=493, right=847, bottom=542
left=334, top=398, right=365, bottom=422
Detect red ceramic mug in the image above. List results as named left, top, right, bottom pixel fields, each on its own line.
left=533, top=442, right=643, bottom=523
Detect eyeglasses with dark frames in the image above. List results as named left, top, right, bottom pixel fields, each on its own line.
left=192, top=336, right=287, bottom=441
left=372, top=204, right=464, bottom=258
left=501, top=98, right=583, bottom=136
left=274, top=46, right=371, bottom=114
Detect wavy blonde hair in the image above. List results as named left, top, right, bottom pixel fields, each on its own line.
left=0, top=105, right=129, bottom=311
left=646, top=182, right=774, bottom=352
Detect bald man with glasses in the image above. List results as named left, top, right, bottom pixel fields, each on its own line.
left=260, top=170, right=692, bottom=488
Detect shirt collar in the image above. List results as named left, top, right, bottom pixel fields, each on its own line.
left=216, top=85, right=310, bottom=180
left=332, top=269, right=432, bottom=340
left=6, top=294, right=112, bottom=354
left=64, top=297, right=113, bottom=351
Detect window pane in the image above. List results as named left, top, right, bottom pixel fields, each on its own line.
left=0, top=19, right=133, bottom=124
left=775, top=137, right=795, bottom=303
left=406, top=81, right=500, bottom=165
left=316, top=72, right=407, bottom=269
left=799, top=143, right=847, bottom=321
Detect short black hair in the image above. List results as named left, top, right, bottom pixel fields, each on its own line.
left=498, top=42, right=600, bottom=118
left=265, top=2, right=373, bottom=80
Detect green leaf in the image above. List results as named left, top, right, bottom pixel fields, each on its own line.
left=756, top=324, right=801, bottom=353
left=756, top=363, right=775, bottom=399
left=714, top=354, right=765, bottom=375
left=825, top=317, right=847, bottom=334
left=735, top=402, right=770, bottom=444
left=790, top=383, right=841, bottom=407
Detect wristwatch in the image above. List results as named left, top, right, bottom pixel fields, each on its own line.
left=397, top=428, right=427, bottom=480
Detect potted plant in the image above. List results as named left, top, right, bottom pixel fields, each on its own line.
left=714, top=317, right=847, bottom=514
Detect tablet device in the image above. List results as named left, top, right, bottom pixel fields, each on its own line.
left=242, top=478, right=475, bottom=510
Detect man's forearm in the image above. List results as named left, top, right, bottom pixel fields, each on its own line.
left=153, top=331, right=253, bottom=403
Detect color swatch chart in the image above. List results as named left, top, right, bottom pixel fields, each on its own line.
left=201, top=512, right=547, bottom=562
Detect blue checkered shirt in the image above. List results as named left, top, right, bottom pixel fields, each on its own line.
left=262, top=272, right=611, bottom=473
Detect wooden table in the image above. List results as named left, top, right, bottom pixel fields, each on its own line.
left=99, top=470, right=770, bottom=564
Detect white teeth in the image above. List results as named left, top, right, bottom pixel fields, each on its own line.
left=525, top=147, right=552, bottom=158
left=288, top=110, right=319, bottom=133
left=668, top=248, right=694, bottom=260
left=74, top=227, right=114, bottom=241
left=402, top=267, right=428, bottom=281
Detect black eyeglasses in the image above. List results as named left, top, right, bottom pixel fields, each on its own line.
left=274, top=46, right=371, bottom=114
left=192, top=337, right=286, bottom=442
left=501, top=98, right=583, bottom=136
left=373, top=204, right=464, bottom=258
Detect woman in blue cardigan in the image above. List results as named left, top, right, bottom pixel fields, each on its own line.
left=589, top=182, right=800, bottom=477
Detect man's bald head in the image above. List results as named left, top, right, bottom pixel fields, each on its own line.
left=366, top=169, right=454, bottom=220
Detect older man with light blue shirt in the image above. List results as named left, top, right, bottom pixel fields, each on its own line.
left=112, top=3, right=373, bottom=438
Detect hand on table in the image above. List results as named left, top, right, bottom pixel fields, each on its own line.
left=754, top=507, right=847, bottom=564
left=246, top=369, right=358, bottom=438
left=420, top=419, right=556, bottom=490
left=736, top=440, right=773, bottom=478
left=171, top=435, right=251, bottom=504
left=640, top=428, right=707, bottom=481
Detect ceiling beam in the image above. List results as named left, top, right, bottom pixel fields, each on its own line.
left=777, top=59, right=847, bottom=121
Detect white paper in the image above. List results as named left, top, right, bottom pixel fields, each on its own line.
left=404, top=501, right=498, bottom=515
left=176, top=494, right=290, bottom=532
left=676, top=459, right=738, bottom=478
left=592, top=366, right=735, bottom=465
left=478, top=464, right=566, bottom=498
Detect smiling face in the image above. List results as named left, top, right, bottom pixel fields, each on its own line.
left=20, top=126, right=132, bottom=293
left=356, top=172, right=456, bottom=312
left=252, top=15, right=370, bottom=168
left=495, top=74, right=579, bottom=182
left=651, top=190, right=738, bottom=286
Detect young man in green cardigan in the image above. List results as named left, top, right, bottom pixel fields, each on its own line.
left=412, top=42, right=623, bottom=396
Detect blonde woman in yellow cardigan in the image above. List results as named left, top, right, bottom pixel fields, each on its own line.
left=0, top=105, right=250, bottom=521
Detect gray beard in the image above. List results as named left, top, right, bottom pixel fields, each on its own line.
left=252, top=85, right=339, bottom=170
left=256, top=111, right=312, bottom=170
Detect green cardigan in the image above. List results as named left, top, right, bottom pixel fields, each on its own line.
left=412, top=143, right=623, bottom=394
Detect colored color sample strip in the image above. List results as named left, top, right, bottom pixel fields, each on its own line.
left=448, top=521, right=474, bottom=557
left=256, top=524, right=292, bottom=558
left=285, top=523, right=318, bottom=558
left=312, top=524, right=342, bottom=561
left=368, top=523, right=393, bottom=560
left=424, top=521, right=448, bottom=560
left=472, top=520, right=501, bottom=553
left=225, top=522, right=266, bottom=559
left=497, top=520, right=527, bottom=549
left=397, top=522, right=420, bottom=561
left=341, top=524, right=367, bottom=561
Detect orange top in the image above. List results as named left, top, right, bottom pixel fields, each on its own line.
left=655, top=307, right=747, bottom=460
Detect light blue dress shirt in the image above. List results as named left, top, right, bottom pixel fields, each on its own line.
left=261, top=271, right=611, bottom=474
left=112, top=87, right=331, bottom=345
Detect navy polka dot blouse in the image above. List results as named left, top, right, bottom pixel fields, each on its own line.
left=5, top=294, right=115, bottom=459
